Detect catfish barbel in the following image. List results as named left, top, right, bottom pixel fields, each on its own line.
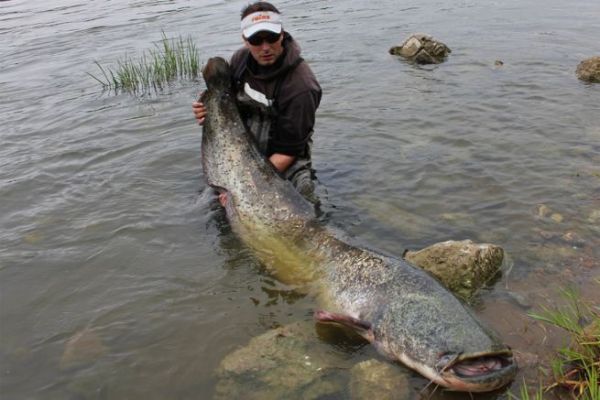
left=200, top=57, right=517, bottom=392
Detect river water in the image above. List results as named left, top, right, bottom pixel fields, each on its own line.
left=1, top=0, right=599, bottom=399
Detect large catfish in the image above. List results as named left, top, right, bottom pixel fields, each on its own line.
left=200, top=57, right=517, bottom=392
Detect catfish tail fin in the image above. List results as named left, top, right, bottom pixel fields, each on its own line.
left=202, top=57, right=232, bottom=91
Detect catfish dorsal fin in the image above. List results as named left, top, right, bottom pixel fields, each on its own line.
left=314, top=310, right=374, bottom=341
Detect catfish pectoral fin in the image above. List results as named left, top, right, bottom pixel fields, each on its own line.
left=314, top=310, right=374, bottom=341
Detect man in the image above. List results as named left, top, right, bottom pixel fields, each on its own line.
left=192, top=1, right=322, bottom=205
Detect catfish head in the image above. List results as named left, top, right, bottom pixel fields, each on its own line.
left=315, top=295, right=517, bottom=392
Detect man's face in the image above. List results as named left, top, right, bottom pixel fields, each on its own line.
left=244, top=31, right=284, bottom=66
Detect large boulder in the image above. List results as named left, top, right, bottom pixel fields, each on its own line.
left=404, top=239, right=504, bottom=301
left=576, top=56, right=600, bottom=83
left=389, top=33, right=451, bottom=64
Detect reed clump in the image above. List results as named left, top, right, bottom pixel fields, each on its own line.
left=512, top=286, right=600, bottom=400
left=88, top=33, right=201, bottom=93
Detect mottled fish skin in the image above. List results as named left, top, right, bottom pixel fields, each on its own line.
left=201, top=57, right=517, bottom=392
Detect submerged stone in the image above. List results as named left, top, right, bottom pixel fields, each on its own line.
left=60, top=327, right=107, bottom=370
left=350, top=359, right=412, bottom=400
left=576, top=56, right=600, bottom=83
left=561, top=231, right=586, bottom=246
left=215, top=320, right=414, bottom=399
left=214, top=321, right=351, bottom=400
left=588, top=209, right=600, bottom=223
left=535, top=204, right=551, bottom=218
left=389, top=33, right=451, bottom=64
left=404, top=239, right=504, bottom=300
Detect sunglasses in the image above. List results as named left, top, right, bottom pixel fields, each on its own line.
left=246, top=32, right=281, bottom=46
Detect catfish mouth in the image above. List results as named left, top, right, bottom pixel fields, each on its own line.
left=441, top=352, right=517, bottom=392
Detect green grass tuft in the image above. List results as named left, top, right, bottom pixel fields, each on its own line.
left=512, top=285, right=600, bottom=399
left=89, top=32, right=201, bottom=93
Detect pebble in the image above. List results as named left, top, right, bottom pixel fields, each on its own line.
left=535, top=204, right=552, bottom=218
left=561, top=231, right=585, bottom=246
left=588, top=210, right=600, bottom=223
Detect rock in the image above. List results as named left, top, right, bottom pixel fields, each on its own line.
left=350, top=359, right=412, bottom=400
left=389, top=33, right=451, bottom=64
left=588, top=209, right=600, bottom=223
left=504, top=291, right=533, bottom=309
left=550, top=213, right=564, bottom=223
left=60, top=328, right=107, bottom=370
left=404, top=240, right=504, bottom=300
left=494, top=60, right=504, bottom=67
left=561, top=231, right=586, bottom=246
left=533, top=204, right=564, bottom=223
left=535, top=228, right=559, bottom=240
left=214, top=321, right=350, bottom=400
left=576, top=56, right=600, bottom=83
left=214, top=321, right=414, bottom=399
left=534, top=229, right=585, bottom=246
left=513, top=351, right=539, bottom=368
left=535, top=204, right=552, bottom=218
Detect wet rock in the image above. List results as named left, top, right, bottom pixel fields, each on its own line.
left=534, top=228, right=585, bottom=246
left=214, top=320, right=415, bottom=400
left=60, top=328, right=107, bottom=370
left=389, top=33, right=451, bottom=64
left=356, top=197, right=436, bottom=240
left=513, top=350, right=539, bottom=368
left=439, top=212, right=475, bottom=227
left=561, top=231, right=586, bottom=246
left=535, top=204, right=552, bottom=218
left=494, top=60, right=504, bottom=67
left=535, top=228, right=559, bottom=240
left=576, top=56, right=600, bottom=83
left=404, top=240, right=504, bottom=301
left=534, top=205, right=565, bottom=223
left=214, top=321, right=349, bottom=400
left=528, top=244, right=580, bottom=271
left=350, top=359, right=412, bottom=400
left=588, top=209, right=600, bottom=223
left=504, top=291, right=533, bottom=309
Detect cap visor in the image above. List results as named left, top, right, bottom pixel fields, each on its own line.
left=243, top=22, right=282, bottom=38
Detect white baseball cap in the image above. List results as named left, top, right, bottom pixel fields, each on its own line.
left=241, top=11, right=283, bottom=38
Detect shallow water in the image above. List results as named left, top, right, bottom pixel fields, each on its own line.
left=1, top=0, right=599, bottom=398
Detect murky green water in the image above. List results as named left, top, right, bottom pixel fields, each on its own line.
left=1, top=0, right=599, bottom=398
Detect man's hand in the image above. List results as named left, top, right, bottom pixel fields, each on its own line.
left=218, top=192, right=227, bottom=207
left=269, top=153, right=296, bottom=173
left=192, top=100, right=207, bottom=125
